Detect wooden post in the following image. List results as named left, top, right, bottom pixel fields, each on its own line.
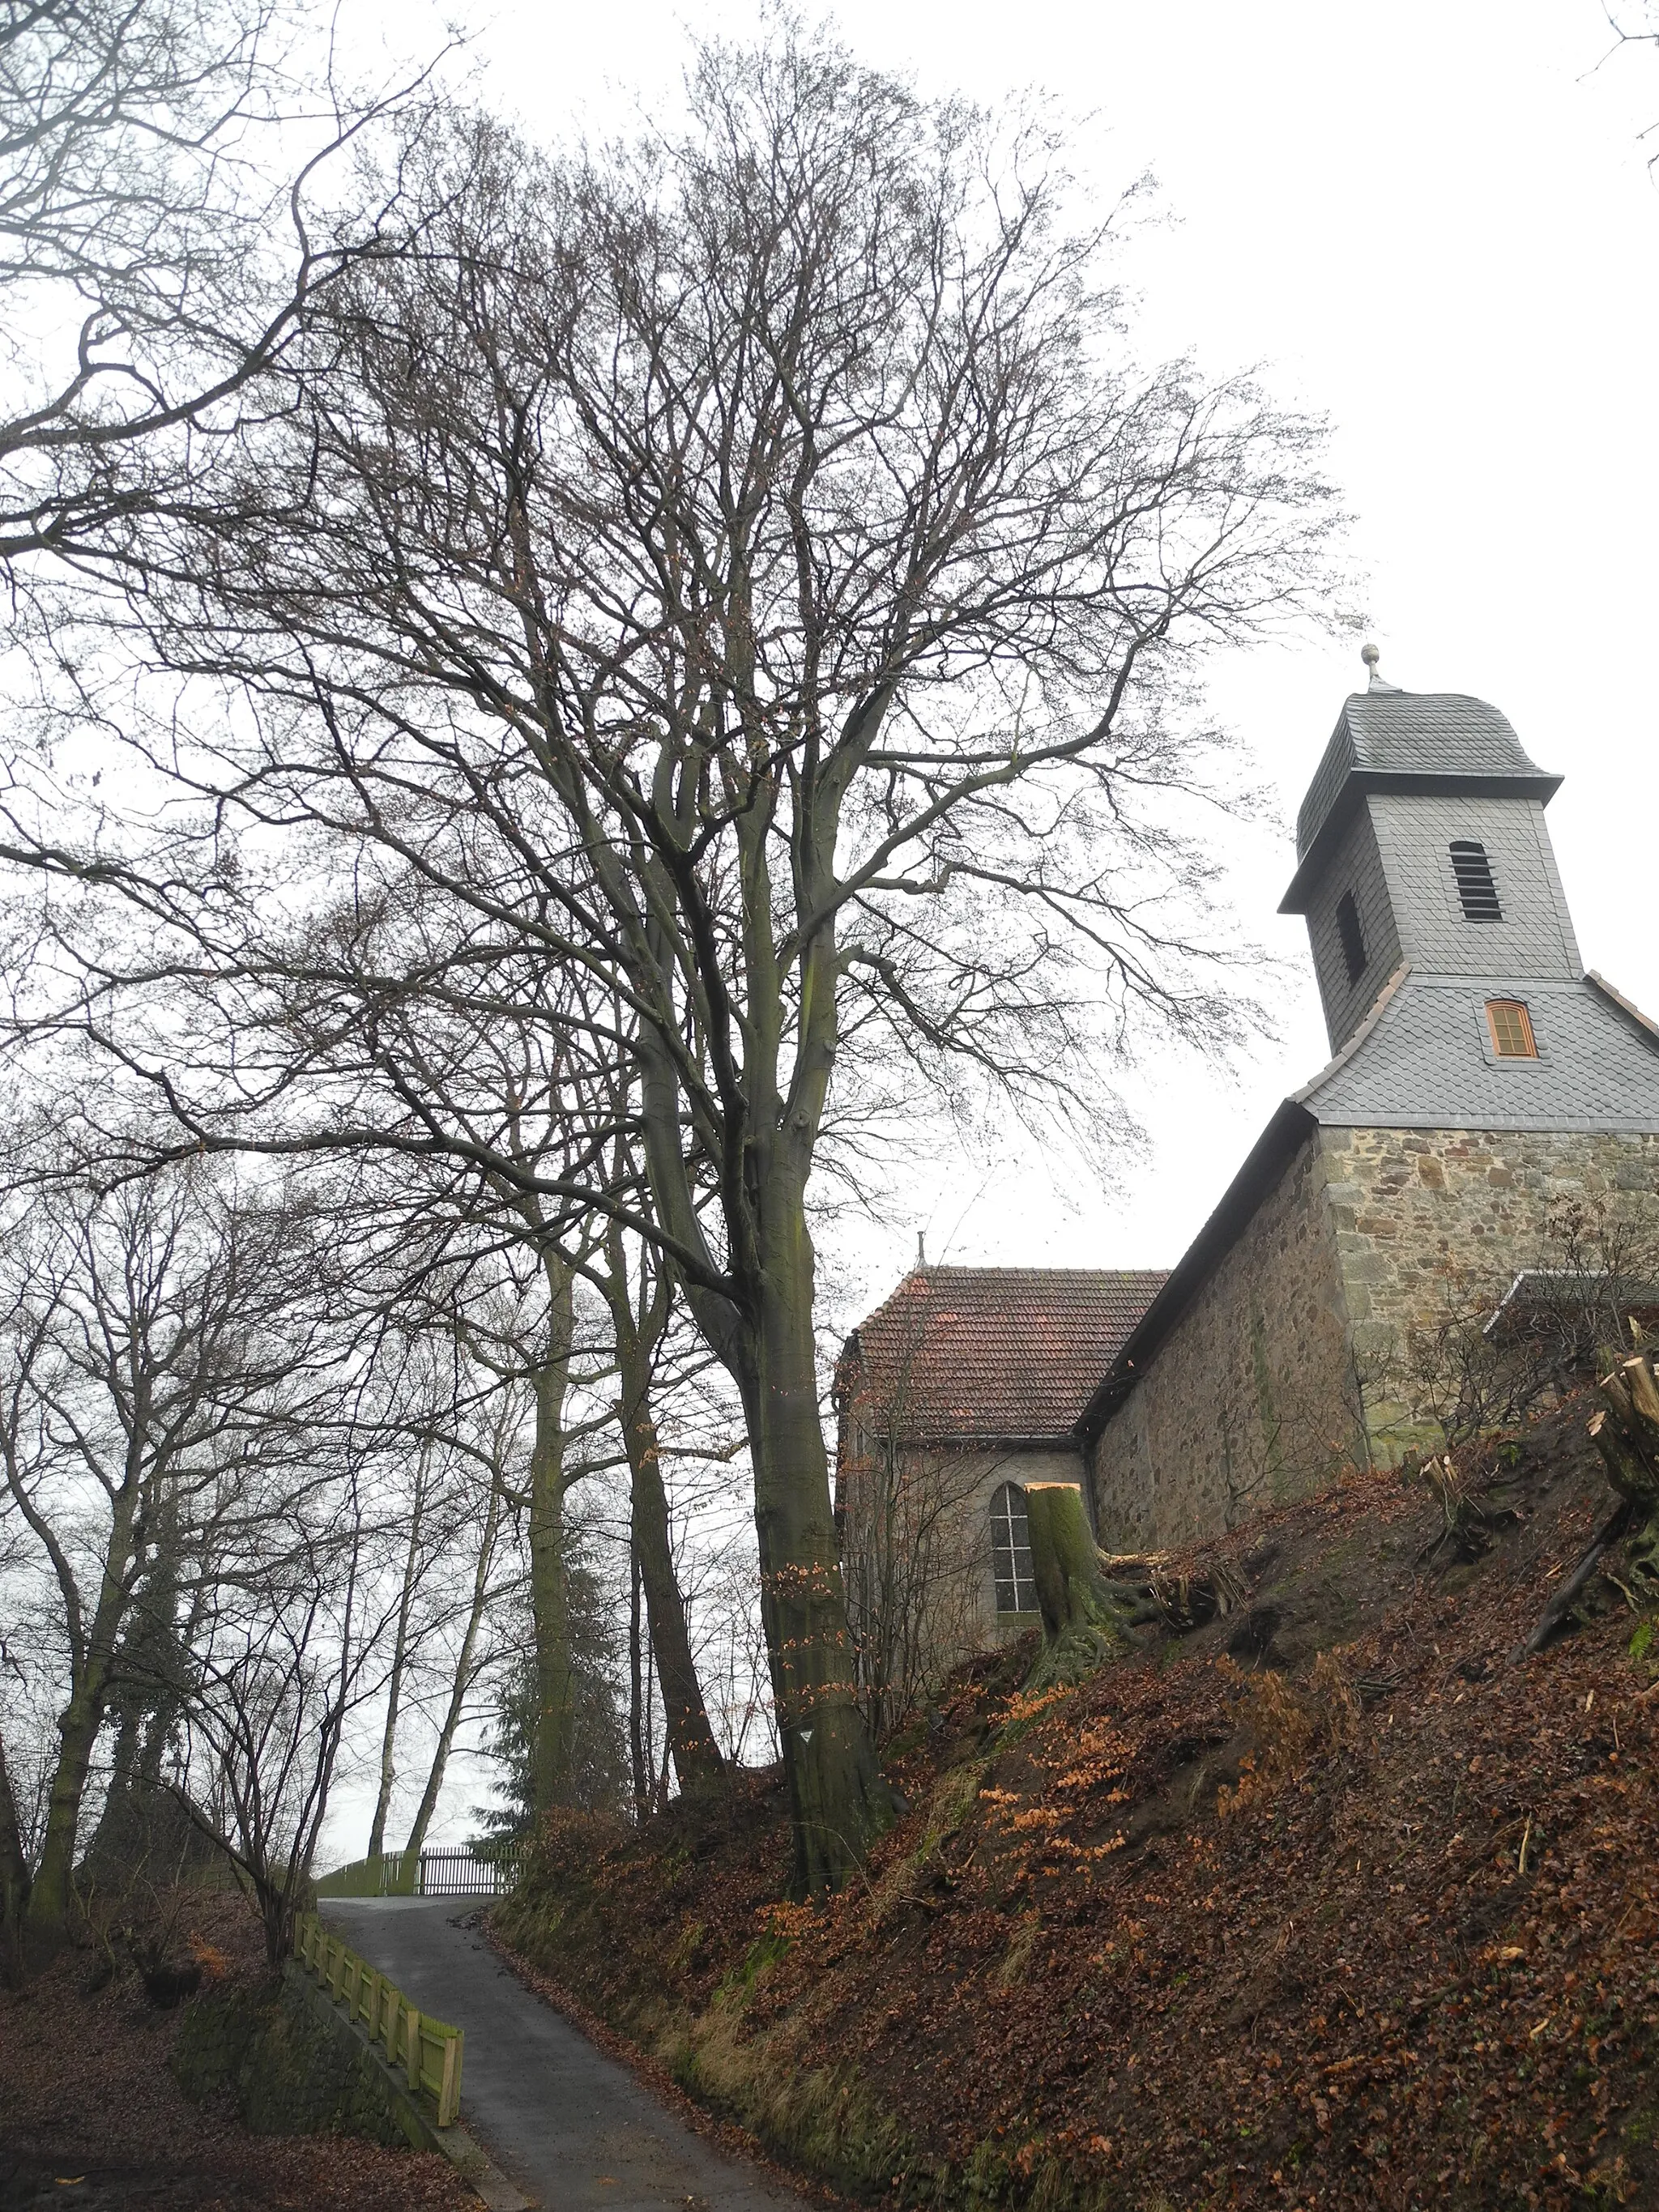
left=405, top=2005, right=421, bottom=2092
left=437, top=2033, right=462, bottom=2128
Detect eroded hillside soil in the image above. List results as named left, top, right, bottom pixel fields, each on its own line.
left=493, top=1399, right=1659, bottom=2212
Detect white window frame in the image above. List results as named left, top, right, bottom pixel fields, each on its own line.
left=990, top=1482, right=1038, bottom=1616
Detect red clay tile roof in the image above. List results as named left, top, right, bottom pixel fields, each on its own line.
left=839, top=1266, right=1169, bottom=1444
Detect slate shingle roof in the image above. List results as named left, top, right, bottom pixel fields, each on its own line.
left=1296, top=690, right=1556, bottom=859
left=1297, top=970, right=1659, bottom=1132
left=841, top=1267, right=1167, bottom=1444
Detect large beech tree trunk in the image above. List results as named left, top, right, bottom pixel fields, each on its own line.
left=28, top=1484, right=140, bottom=1939
left=603, top=1230, right=723, bottom=1795
left=623, top=1375, right=723, bottom=1792
left=0, top=1731, right=30, bottom=1984
left=742, top=1217, right=891, bottom=1894
left=529, top=1255, right=578, bottom=1813
left=1023, top=1483, right=1138, bottom=1690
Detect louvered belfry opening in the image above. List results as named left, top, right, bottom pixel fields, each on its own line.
left=1449, top=839, right=1503, bottom=923
left=1335, top=889, right=1367, bottom=984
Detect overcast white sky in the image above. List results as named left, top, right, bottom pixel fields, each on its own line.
left=367, top=0, right=1659, bottom=1302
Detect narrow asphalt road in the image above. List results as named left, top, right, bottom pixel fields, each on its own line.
left=321, top=1897, right=813, bottom=2212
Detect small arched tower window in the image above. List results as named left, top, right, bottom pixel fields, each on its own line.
left=1486, top=999, right=1537, bottom=1059
left=1450, top=840, right=1503, bottom=923
left=1335, top=890, right=1367, bottom=985
left=990, top=1483, right=1037, bottom=1616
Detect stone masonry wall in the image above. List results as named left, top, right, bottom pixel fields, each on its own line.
left=1089, top=1132, right=1363, bottom=1551
left=1323, top=1123, right=1659, bottom=1453
left=839, top=1428, right=1085, bottom=1691
left=1091, top=1123, right=1659, bottom=1552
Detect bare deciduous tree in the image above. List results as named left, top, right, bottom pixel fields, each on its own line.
left=11, top=32, right=1345, bottom=1889
left=0, top=0, right=442, bottom=579
left=170, top=1462, right=381, bottom=1967
left=0, top=1136, right=344, bottom=1946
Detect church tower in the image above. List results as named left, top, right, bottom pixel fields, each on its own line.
left=1279, top=646, right=1578, bottom=1055
left=1083, top=645, right=1659, bottom=1553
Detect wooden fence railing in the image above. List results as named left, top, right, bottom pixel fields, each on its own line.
left=312, top=1849, right=418, bottom=1899
left=292, top=1912, right=463, bottom=2129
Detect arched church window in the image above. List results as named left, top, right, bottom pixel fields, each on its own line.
left=1449, top=840, right=1503, bottom=923
left=1335, top=890, right=1367, bottom=984
left=991, top=1483, right=1037, bottom=1616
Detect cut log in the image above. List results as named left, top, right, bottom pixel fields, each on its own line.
left=1621, top=1353, right=1659, bottom=1445
left=1022, top=1484, right=1139, bottom=1690
left=1590, top=1405, right=1659, bottom=1511
left=1599, top=1367, right=1637, bottom=1431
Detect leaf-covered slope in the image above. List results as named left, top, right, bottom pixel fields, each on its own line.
left=493, top=1402, right=1659, bottom=2211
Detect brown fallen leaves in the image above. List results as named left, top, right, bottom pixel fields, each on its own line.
left=0, top=1890, right=473, bottom=2211
left=496, top=1398, right=1659, bottom=2211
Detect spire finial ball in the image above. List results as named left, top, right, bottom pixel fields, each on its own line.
left=1361, top=642, right=1380, bottom=670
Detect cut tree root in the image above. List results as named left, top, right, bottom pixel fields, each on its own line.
left=1024, top=1489, right=1247, bottom=1691
left=1101, top=1552, right=1247, bottom=1632
left=1412, top=1452, right=1520, bottom=1567
left=1515, top=1349, right=1659, bottom=1660
left=1512, top=1498, right=1637, bottom=1660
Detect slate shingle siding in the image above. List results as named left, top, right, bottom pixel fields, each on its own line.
left=1368, top=792, right=1580, bottom=979
left=1303, top=976, right=1659, bottom=1131
left=1303, top=804, right=1402, bottom=1051
left=1295, top=692, right=1551, bottom=856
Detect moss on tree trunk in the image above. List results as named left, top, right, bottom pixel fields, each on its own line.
left=1022, top=1484, right=1138, bottom=1691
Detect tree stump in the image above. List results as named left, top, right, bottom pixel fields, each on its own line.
left=1522, top=1349, right=1659, bottom=1654
left=1022, top=1484, right=1139, bottom=1690
left=1602, top=1356, right=1659, bottom=1605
